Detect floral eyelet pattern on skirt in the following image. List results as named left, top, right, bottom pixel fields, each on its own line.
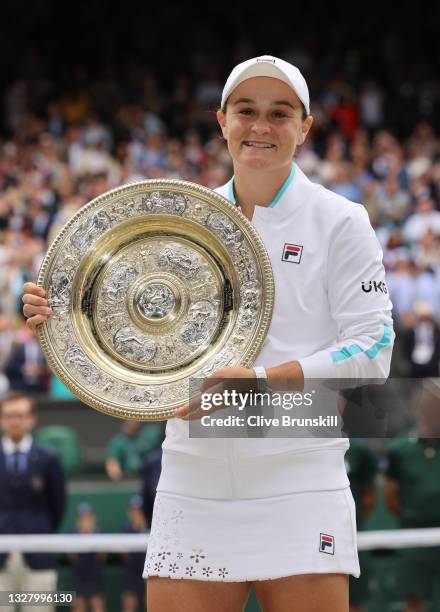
left=143, top=488, right=360, bottom=582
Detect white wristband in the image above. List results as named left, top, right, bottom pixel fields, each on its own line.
left=252, top=366, right=270, bottom=393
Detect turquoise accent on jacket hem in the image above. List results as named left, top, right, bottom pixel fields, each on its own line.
left=331, top=323, right=392, bottom=363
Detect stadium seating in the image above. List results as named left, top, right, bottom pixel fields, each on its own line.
left=35, top=425, right=82, bottom=477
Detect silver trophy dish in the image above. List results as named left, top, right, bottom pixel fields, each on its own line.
left=37, top=180, right=274, bottom=420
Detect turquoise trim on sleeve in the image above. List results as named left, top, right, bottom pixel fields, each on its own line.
left=227, top=161, right=295, bottom=208
left=331, top=323, right=392, bottom=363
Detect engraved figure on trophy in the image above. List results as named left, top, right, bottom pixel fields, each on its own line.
left=238, top=280, right=261, bottom=328
left=101, top=377, right=116, bottom=394
left=161, top=336, right=178, bottom=357
left=139, top=247, right=154, bottom=274
left=99, top=311, right=127, bottom=334
left=158, top=246, right=201, bottom=279
left=113, top=327, right=156, bottom=362
left=119, top=384, right=160, bottom=406
left=110, top=199, right=137, bottom=220
left=206, top=212, right=243, bottom=249
left=70, top=211, right=112, bottom=253
left=189, top=268, right=218, bottom=298
left=142, top=192, right=187, bottom=215
left=187, top=202, right=205, bottom=221
left=199, top=351, right=234, bottom=378
left=241, top=280, right=260, bottom=309
left=180, top=300, right=216, bottom=345
left=64, top=346, right=101, bottom=385
left=48, top=268, right=75, bottom=308
left=101, top=265, right=139, bottom=305
left=235, top=250, right=257, bottom=283
left=137, top=284, right=176, bottom=319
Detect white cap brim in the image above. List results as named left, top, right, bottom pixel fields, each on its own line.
left=221, top=55, right=310, bottom=115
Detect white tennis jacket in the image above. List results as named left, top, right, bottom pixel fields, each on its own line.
left=157, top=163, right=394, bottom=499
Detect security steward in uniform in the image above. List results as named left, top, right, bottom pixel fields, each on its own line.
left=384, top=381, right=440, bottom=612
left=345, top=439, right=377, bottom=612
left=0, top=391, right=66, bottom=612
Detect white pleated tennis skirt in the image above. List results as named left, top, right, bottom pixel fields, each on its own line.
left=143, top=487, right=360, bottom=582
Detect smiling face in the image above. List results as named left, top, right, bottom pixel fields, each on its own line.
left=217, top=76, right=313, bottom=174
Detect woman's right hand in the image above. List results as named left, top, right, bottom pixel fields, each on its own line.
left=22, top=282, right=54, bottom=332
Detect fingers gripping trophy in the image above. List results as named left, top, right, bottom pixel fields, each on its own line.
left=23, top=55, right=394, bottom=612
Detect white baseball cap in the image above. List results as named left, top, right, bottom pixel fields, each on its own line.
left=221, top=55, right=310, bottom=115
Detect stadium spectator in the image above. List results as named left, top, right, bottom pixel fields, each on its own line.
left=411, top=228, right=440, bottom=273
left=345, top=439, right=378, bottom=612
left=407, top=121, right=440, bottom=161
left=3, top=326, right=48, bottom=394
left=105, top=421, right=163, bottom=481
left=0, top=313, right=14, bottom=393
left=401, top=301, right=440, bottom=378
left=329, top=94, right=360, bottom=141
left=70, top=502, right=106, bottom=612
left=386, top=256, right=417, bottom=323
left=403, top=196, right=440, bottom=244
left=0, top=391, right=66, bottom=612
left=359, top=81, right=384, bottom=132
left=384, top=380, right=440, bottom=612
left=121, top=495, right=148, bottom=612
left=373, top=175, right=411, bottom=225
left=328, top=160, right=362, bottom=202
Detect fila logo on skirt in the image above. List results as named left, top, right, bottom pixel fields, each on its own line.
left=319, top=533, right=335, bottom=555
left=282, top=243, right=303, bottom=264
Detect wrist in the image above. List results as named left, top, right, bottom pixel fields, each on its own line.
left=265, top=361, right=304, bottom=391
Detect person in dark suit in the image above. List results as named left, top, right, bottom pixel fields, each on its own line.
left=0, top=390, right=66, bottom=612
left=401, top=301, right=440, bottom=378
left=3, top=328, right=48, bottom=394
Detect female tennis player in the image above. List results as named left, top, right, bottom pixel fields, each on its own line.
left=23, top=55, right=394, bottom=612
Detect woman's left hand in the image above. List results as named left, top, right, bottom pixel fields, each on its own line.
left=173, top=366, right=257, bottom=420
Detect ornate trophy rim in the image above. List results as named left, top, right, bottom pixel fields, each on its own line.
left=37, top=179, right=275, bottom=421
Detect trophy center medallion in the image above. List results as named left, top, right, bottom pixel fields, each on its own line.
left=137, top=282, right=176, bottom=321
left=127, top=273, right=186, bottom=333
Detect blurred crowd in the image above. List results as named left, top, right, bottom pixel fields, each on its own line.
left=0, top=10, right=439, bottom=604
left=0, top=59, right=440, bottom=393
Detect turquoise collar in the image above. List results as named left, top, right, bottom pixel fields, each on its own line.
left=228, top=162, right=296, bottom=209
